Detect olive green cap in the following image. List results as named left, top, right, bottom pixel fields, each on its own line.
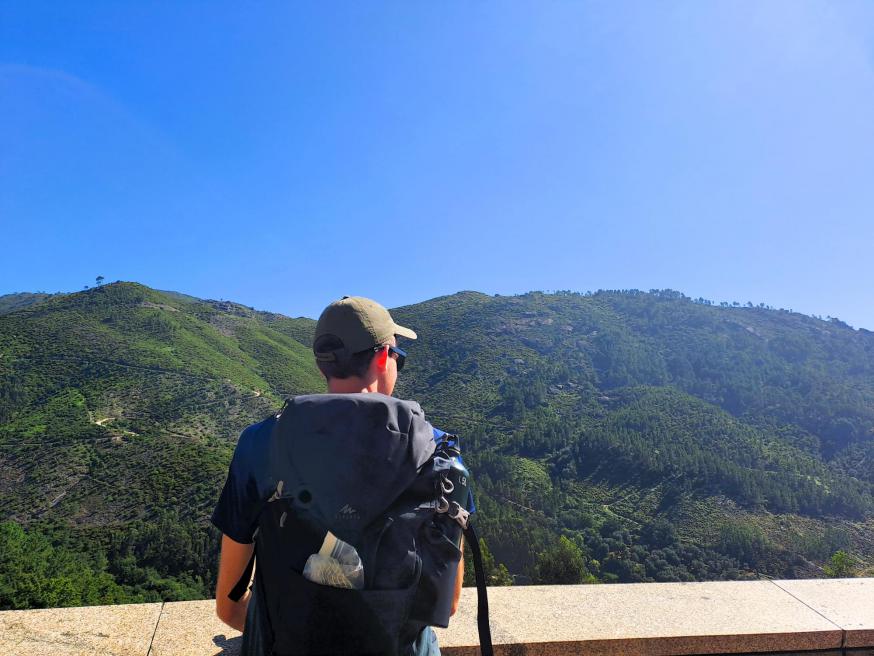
left=313, top=296, right=416, bottom=363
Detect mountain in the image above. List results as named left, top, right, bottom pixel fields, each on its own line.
left=0, top=283, right=872, bottom=608
left=0, top=283, right=322, bottom=521
left=391, top=290, right=874, bottom=580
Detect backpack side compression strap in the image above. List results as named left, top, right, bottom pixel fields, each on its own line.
left=463, top=523, right=494, bottom=656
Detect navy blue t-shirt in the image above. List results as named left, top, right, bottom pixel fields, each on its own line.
left=212, top=417, right=475, bottom=543
left=212, top=417, right=277, bottom=544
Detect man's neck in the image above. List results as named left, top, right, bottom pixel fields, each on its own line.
left=326, top=377, right=378, bottom=394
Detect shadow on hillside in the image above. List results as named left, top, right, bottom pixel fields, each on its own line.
left=212, top=633, right=242, bottom=655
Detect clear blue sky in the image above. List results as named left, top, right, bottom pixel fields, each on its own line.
left=2, top=2, right=873, bottom=327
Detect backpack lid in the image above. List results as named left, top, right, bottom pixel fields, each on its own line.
left=268, top=393, right=436, bottom=544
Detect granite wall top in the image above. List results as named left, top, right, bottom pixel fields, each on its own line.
left=0, top=578, right=871, bottom=656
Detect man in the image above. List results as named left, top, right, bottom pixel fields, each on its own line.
left=212, top=296, right=466, bottom=655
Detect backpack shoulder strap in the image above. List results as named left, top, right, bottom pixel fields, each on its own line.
left=228, top=551, right=256, bottom=602
left=435, top=430, right=493, bottom=656
left=463, top=523, right=494, bottom=656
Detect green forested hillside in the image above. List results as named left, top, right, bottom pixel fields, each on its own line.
left=0, top=283, right=323, bottom=606
left=1, top=284, right=872, bottom=608
left=390, top=290, right=874, bottom=582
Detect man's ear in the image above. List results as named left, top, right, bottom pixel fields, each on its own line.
left=374, top=346, right=389, bottom=372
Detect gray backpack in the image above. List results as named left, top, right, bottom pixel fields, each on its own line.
left=229, top=394, right=493, bottom=656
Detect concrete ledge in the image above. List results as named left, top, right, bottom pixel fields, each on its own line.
left=0, top=579, right=871, bottom=655
left=435, top=580, right=846, bottom=656
left=149, top=600, right=241, bottom=656
left=0, top=602, right=163, bottom=655
left=773, top=579, right=874, bottom=650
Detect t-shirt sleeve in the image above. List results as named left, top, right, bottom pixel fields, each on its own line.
left=211, top=423, right=267, bottom=544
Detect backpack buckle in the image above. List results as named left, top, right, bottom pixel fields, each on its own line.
left=446, top=501, right=470, bottom=529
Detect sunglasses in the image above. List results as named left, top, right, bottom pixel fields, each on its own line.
left=387, top=345, right=406, bottom=371
left=371, top=344, right=406, bottom=371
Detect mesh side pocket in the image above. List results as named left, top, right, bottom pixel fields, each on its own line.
left=409, top=521, right=462, bottom=629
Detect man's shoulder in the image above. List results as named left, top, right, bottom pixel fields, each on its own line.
left=232, top=415, right=278, bottom=471
left=240, top=415, right=276, bottom=443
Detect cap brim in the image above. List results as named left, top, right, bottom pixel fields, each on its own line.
left=394, top=324, right=417, bottom=340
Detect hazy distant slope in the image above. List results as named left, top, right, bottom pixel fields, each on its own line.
left=0, top=292, right=54, bottom=315
left=255, top=312, right=317, bottom=350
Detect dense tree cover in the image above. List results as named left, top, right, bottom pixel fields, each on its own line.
left=0, top=521, right=128, bottom=609
left=0, top=516, right=218, bottom=610
left=1, top=283, right=872, bottom=609
left=533, top=535, right=595, bottom=584
left=571, top=387, right=871, bottom=518
left=823, top=550, right=856, bottom=578
left=463, top=538, right=513, bottom=587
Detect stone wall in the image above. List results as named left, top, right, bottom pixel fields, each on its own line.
left=1, top=578, right=871, bottom=655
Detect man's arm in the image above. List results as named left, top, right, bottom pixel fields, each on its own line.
left=450, top=536, right=464, bottom=616
left=215, top=534, right=255, bottom=631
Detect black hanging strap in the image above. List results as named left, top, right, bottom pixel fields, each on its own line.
left=463, top=523, right=494, bottom=656
left=228, top=551, right=256, bottom=602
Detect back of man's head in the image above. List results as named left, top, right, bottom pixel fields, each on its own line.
left=313, top=296, right=415, bottom=380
